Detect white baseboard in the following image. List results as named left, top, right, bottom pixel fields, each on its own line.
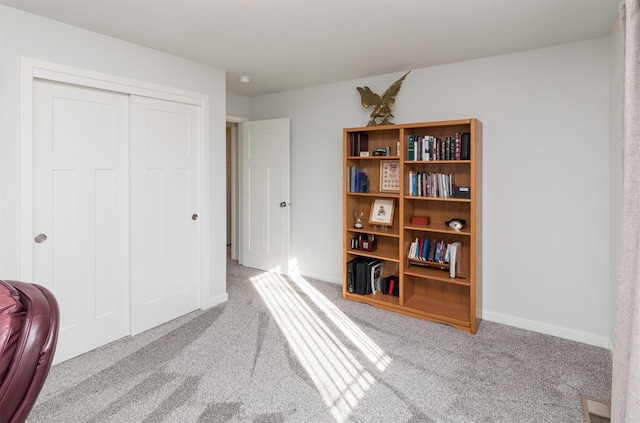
left=483, top=310, right=609, bottom=348
left=202, top=293, right=228, bottom=310
left=296, top=269, right=342, bottom=285
left=291, top=274, right=611, bottom=349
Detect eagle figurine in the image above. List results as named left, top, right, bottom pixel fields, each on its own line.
left=357, top=71, right=410, bottom=126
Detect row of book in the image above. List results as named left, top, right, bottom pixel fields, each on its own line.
left=408, top=172, right=454, bottom=198
left=407, top=239, right=461, bottom=278
left=348, top=132, right=369, bottom=157
left=346, top=257, right=399, bottom=296
left=407, top=133, right=470, bottom=161
left=348, top=166, right=369, bottom=192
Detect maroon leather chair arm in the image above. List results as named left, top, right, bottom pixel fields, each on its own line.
left=0, top=281, right=59, bottom=423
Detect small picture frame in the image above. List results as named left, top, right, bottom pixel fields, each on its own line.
left=369, top=198, right=395, bottom=226
left=379, top=160, right=400, bottom=193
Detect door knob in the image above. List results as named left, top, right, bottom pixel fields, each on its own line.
left=192, top=214, right=198, bottom=220
left=34, top=234, right=48, bottom=243
left=280, top=202, right=287, bottom=208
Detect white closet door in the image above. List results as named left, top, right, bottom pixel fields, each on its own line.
left=32, top=79, right=130, bottom=364
left=129, top=95, right=201, bottom=335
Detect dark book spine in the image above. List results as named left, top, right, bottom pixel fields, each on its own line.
left=445, top=137, right=451, bottom=160
left=359, top=132, right=369, bottom=155
left=427, top=238, right=437, bottom=262
left=407, top=135, right=415, bottom=160
left=347, top=259, right=357, bottom=293
left=349, top=133, right=356, bottom=156
left=461, top=132, right=470, bottom=160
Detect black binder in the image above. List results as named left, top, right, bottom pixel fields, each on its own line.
left=355, top=259, right=368, bottom=295
left=355, top=258, right=380, bottom=295
left=347, top=258, right=364, bottom=293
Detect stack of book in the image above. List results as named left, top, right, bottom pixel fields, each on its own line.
left=349, top=132, right=369, bottom=156
left=348, top=166, right=369, bottom=192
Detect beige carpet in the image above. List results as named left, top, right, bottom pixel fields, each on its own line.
left=28, top=259, right=612, bottom=422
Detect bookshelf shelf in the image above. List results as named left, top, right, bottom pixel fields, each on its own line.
left=403, top=296, right=470, bottom=328
left=347, top=244, right=399, bottom=262
left=404, top=224, right=471, bottom=236
left=404, top=160, right=471, bottom=164
left=347, top=192, right=400, bottom=199
left=350, top=156, right=400, bottom=160
left=404, top=263, right=471, bottom=286
left=344, top=291, right=400, bottom=307
left=349, top=226, right=400, bottom=238
left=343, top=118, right=482, bottom=334
left=405, top=197, right=471, bottom=203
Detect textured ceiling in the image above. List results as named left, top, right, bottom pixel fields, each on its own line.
left=1, top=0, right=620, bottom=96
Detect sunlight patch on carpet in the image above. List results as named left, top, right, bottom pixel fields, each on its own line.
left=251, top=271, right=381, bottom=422
left=288, top=272, right=391, bottom=371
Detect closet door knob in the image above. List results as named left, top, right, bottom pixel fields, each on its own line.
left=192, top=214, right=198, bottom=220
left=34, top=234, right=48, bottom=243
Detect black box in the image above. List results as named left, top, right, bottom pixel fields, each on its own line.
left=454, top=186, right=470, bottom=199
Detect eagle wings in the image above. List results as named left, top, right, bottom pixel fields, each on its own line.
left=357, top=71, right=410, bottom=126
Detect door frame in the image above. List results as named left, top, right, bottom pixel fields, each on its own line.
left=226, top=115, right=247, bottom=263
left=19, top=57, right=212, bottom=310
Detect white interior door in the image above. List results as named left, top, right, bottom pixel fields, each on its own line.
left=241, top=118, right=290, bottom=273
left=32, top=79, right=130, bottom=364
left=129, top=95, right=201, bottom=335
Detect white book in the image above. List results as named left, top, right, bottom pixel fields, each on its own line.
left=449, top=242, right=461, bottom=278
left=370, top=261, right=383, bottom=294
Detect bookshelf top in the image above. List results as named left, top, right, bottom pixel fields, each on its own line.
left=344, top=118, right=478, bottom=133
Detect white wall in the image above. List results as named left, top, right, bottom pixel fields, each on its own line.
left=250, top=38, right=611, bottom=347
left=227, top=91, right=252, bottom=120
left=0, top=6, right=227, bottom=306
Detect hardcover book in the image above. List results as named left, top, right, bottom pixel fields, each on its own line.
left=370, top=261, right=384, bottom=294
left=355, top=259, right=370, bottom=295
left=421, top=238, right=430, bottom=260
left=407, top=135, right=415, bottom=161
left=449, top=242, right=462, bottom=278
left=347, top=257, right=363, bottom=293
left=366, top=260, right=380, bottom=294
left=357, top=132, right=369, bottom=156
left=461, top=132, right=470, bottom=160
left=427, top=238, right=437, bottom=262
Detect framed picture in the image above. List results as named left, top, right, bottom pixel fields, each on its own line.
left=369, top=198, right=395, bottom=226
left=379, top=160, right=400, bottom=193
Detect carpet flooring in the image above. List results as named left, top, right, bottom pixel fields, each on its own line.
left=27, top=259, right=612, bottom=422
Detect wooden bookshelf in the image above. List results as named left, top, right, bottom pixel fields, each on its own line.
left=342, top=119, right=482, bottom=333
